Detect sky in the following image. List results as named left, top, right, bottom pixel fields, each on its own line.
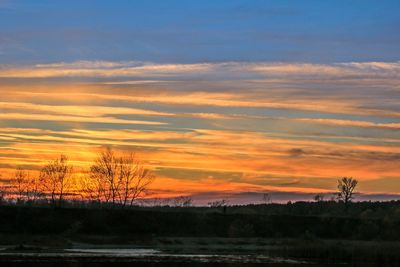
left=0, top=1, right=399, bottom=203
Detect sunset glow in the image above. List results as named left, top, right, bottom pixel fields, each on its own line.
left=1, top=1, right=399, bottom=203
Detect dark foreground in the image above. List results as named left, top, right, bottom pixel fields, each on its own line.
left=0, top=249, right=307, bottom=267
left=0, top=202, right=399, bottom=266
left=1, top=237, right=399, bottom=266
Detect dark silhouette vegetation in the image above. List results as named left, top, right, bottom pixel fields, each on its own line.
left=0, top=148, right=154, bottom=208
left=0, top=200, right=399, bottom=241
left=2, top=152, right=400, bottom=266
left=337, top=177, right=358, bottom=205
left=1, top=198, right=400, bottom=266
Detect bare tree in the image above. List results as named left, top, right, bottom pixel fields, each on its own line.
left=313, top=194, right=324, bottom=202
left=9, top=169, right=42, bottom=204
left=208, top=199, right=228, bottom=208
left=0, top=174, right=6, bottom=203
left=88, top=148, right=121, bottom=204
left=337, top=177, right=358, bottom=205
left=262, top=193, right=272, bottom=204
left=118, top=153, right=155, bottom=207
left=87, top=148, right=155, bottom=207
left=39, top=155, right=73, bottom=207
left=26, top=175, right=43, bottom=202
left=80, top=172, right=107, bottom=203
left=13, top=169, right=29, bottom=202
left=172, top=196, right=193, bottom=207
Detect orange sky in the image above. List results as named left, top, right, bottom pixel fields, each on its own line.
left=1, top=61, right=400, bottom=203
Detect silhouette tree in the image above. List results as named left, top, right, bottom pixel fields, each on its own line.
left=172, top=196, right=193, bottom=207
left=80, top=173, right=107, bottom=203
left=118, top=153, right=154, bottom=207
left=262, top=193, right=272, bottom=204
left=87, top=148, right=154, bottom=207
left=13, top=169, right=29, bottom=202
left=208, top=199, right=228, bottom=207
left=39, top=155, right=73, bottom=207
left=89, top=148, right=118, bottom=204
left=0, top=174, right=6, bottom=203
left=10, top=169, right=42, bottom=203
left=313, top=194, right=324, bottom=202
left=337, top=177, right=358, bottom=205
left=25, top=175, right=42, bottom=202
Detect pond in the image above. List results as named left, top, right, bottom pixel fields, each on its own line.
left=0, top=248, right=313, bottom=267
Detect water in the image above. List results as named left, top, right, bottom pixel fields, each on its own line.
left=66, top=248, right=160, bottom=256
left=0, top=248, right=310, bottom=266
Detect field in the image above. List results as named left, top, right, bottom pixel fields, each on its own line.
left=0, top=202, right=399, bottom=266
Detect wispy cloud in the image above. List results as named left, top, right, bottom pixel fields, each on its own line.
left=0, top=101, right=174, bottom=117
left=0, top=61, right=215, bottom=78
left=1, top=60, right=399, bottom=79
left=297, top=118, right=400, bottom=130
left=10, top=90, right=395, bottom=119
left=0, top=113, right=166, bottom=125
left=0, top=60, right=399, bottom=198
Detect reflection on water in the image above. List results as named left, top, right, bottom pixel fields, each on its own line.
left=0, top=248, right=310, bottom=266
left=66, top=248, right=160, bottom=256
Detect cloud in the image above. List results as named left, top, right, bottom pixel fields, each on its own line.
left=0, top=61, right=215, bottom=78
left=297, top=118, right=400, bottom=130
left=1, top=60, right=399, bottom=197
left=0, top=101, right=174, bottom=117
left=2, top=127, right=399, bottom=182
left=251, top=62, right=400, bottom=78
left=0, top=113, right=166, bottom=125
left=287, top=148, right=306, bottom=157
left=0, top=60, right=399, bottom=79
left=7, top=90, right=383, bottom=119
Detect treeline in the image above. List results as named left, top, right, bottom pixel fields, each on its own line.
left=0, top=148, right=154, bottom=208
left=1, top=202, right=400, bottom=241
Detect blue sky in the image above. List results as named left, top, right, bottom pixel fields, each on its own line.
left=1, top=0, right=399, bottom=64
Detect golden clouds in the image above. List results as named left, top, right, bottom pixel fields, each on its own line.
left=297, top=118, right=400, bottom=130
left=1, top=127, right=399, bottom=182
left=0, top=113, right=166, bottom=125
left=0, top=60, right=399, bottom=198
left=0, top=102, right=175, bottom=117
left=4, top=85, right=398, bottom=118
